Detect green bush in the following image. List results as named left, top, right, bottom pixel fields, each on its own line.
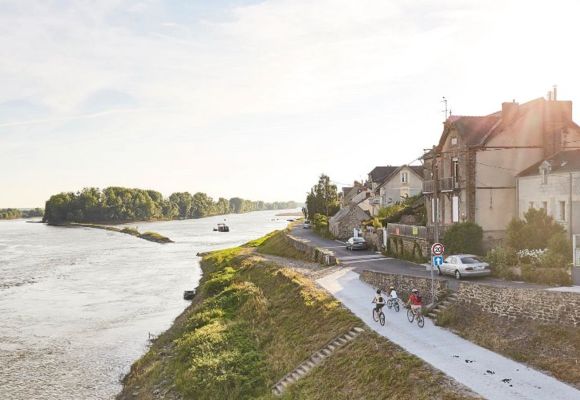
left=442, top=222, right=483, bottom=255
left=506, top=208, right=565, bottom=250
left=521, top=265, right=571, bottom=286
left=312, top=213, right=333, bottom=238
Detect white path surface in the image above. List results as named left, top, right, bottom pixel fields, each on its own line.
left=317, top=269, right=580, bottom=400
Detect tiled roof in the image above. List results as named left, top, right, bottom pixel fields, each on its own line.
left=518, top=149, right=580, bottom=177
left=368, top=166, right=398, bottom=183
left=450, top=115, right=501, bottom=146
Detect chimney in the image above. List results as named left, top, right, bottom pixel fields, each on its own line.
left=501, top=101, right=519, bottom=126
left=547, top=91, right=552, bottom=101
left=553, top=85, right=558, bottom=101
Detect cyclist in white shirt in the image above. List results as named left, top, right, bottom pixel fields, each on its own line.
left=388, top=286, right=398, bottom=300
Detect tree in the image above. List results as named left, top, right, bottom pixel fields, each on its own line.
left=169, top=192, right=193, bottom=219
left=506, top=208, right=565, bottom=250
left=442, top=222, right=483, bottom=255
left=305, top=174, right=339, bottom=219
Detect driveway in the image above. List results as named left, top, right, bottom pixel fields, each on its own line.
left=291, top=226, right=547, bottom=290
left=317, top=268, right=580, bottom=400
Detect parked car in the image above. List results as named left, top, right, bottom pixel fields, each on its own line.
left=438, top=254, right=490, bottom=279
left=346, top=237, right=367, bottom=250
left=303, top=220, right=312, bottom=229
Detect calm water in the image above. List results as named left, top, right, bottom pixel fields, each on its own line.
left=0, top=210, right=293, bottom=399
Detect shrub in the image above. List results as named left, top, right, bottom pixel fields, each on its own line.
left=312, top=213, right=332, bottom=238
left=442, top=222, right=483, bottom=255
left=520, top=265, right=571, bottom=286
left=506, top=208, right=565, bottom=250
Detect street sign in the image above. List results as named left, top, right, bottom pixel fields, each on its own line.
left=431, top=242, right=445, bottom=256
left=432, top=255, right=444, bottom=267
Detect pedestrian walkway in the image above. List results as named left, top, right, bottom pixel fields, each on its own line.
left=316, top=269, right=580, bottom=400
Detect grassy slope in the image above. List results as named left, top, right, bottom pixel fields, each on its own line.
left=118, top=235, right=475, bottom=400
left=250, top=229, right=310, bottom=261
left=436, top=304, right=580, bottom=388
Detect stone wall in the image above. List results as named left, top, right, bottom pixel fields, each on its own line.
left=456, top=282, right=580, bottom=327
left=360, top=270, right=448, bottom=305
left=285, top=234, right=338, bottom=266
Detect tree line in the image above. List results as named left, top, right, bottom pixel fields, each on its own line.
left=42, top=187, right=298, bottom=224
left=0, top=208, right=44, bottom=220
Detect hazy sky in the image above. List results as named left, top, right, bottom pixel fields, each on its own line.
left=2, top=0, right=580, bottom=207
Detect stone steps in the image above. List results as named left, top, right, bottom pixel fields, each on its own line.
left=271, top=327, right=365, bottom=396
left=427, top=293, right=459, bottom=319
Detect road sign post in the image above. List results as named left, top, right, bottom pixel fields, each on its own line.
left=430, top=243, right=445, bottom=304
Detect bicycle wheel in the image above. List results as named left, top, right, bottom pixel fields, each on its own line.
left=379, top=312, right=385, bottom=326
left=372, top=308, right=379, bottom=322
left=394, top=301, right=400, bottom=312
left=407, top=308, right=414, bottom=323
left=417, top=314, right=425, bottom=328
left=386, top=299, right=392, bottom=309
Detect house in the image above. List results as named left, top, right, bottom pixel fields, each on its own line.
left=517, top=150, right=580, bottom=235
left=329, top=203, right=370, bottom=240
left=423, top=91, right=580, bottom=244
left=340, top=182, right=365, bottom=207
left=372, top=165, right=423, bottom=215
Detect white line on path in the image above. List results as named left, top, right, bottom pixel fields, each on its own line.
left=340, top=254, right=389, bottom=261
left=316, top=269, right=580, bottom=400
left=341, top=258, right=392, bottom=265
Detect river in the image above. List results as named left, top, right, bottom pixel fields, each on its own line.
left=0, top=210, right=293, bottom=399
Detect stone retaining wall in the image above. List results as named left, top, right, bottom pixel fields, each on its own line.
left=285, top=234, right=337, bottom=266
left=360, top=270, right=448, bottom=305
left=456, top=282, right=580, bottom=327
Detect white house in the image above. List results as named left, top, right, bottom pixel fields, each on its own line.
left=369, top=165, right=423, bottom=216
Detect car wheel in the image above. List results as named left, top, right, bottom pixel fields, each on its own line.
left=454, top=270, right=461, bottom=280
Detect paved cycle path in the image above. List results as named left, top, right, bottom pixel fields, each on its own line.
left=317, top=269, right=580, bottom=400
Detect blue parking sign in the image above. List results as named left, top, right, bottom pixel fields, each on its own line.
left=432, top=256, right=444, bottom=267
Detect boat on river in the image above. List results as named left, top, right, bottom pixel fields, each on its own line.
left=213, top=223, right=230, bottom=232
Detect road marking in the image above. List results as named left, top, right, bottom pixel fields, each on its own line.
left=334, top=240, right=346, bottom=244
left=341, top=258, right=393, bottom=265
left=341, top=254, right=389, bottom=261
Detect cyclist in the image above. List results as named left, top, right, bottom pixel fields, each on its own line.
left=372, top=289, right=386, bottom=314
left=407, top=288, right=423, bottom=316
left=388, top=286, right=398, bottom=300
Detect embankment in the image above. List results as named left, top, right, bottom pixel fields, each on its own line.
left=69, top=223, right=173, bottom=244
left=117, top=234, right=476, bottom=400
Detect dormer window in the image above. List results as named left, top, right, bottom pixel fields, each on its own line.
left=539, top=161, right=551, bottom=185
left=401, top=172, right=409, bottom=183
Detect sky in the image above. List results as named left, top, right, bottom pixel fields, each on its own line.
left=1, top=0, right=580, bottom=207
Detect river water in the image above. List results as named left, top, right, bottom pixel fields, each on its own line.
left=0, top=210, right=293, bottom=399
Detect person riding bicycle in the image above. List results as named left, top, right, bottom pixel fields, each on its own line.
left=407, top=288, right=422, bottom=315
left=388, top=286, right=398, bottom=301
left=372, top=289, right=386, bottom=313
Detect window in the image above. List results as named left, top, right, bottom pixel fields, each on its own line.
left=451, top=137, right=458, bottom=146
left=452, top=196, right=460, bottom=222
left=452, top=159, right=459, bottom=183
left=461, top=257, right=483, bottom=264
left=541, top=169, right=548, bottom=184
left=542, top=201, right=548, bottom=212
left=401, top=172, right=409, bottom=183
left=529, top=201, right=534, bottom=210
left=560, top=201, right=566, bottom=221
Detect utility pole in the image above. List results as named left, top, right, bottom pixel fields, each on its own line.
left=431, top=159, right=440, bottom=304
left=570, top=172, right=574, bottom=243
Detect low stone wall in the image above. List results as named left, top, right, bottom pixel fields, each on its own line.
left=285, top=234, right=338, bottom=266
left=456, top=282, right=580, bottom=327
left=360, top=270, right=448, bottom=305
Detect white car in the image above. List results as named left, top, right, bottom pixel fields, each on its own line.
left=438, top=254, right=490, bottom=280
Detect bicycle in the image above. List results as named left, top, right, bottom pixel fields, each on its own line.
left=372, top=306, right=386, bottom=326
left=406, top=306, right=425, bottom=328
left=386, top=297, right=400, bottom=312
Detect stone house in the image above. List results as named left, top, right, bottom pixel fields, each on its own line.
left=517, top=149, right=580, bottom=236
left=340, top=182, right=365, bottom=207
left=422, top=92, right=580, bottom=244
left=329, top=203, right=370, bottom=240
left=372, top=165, right=423, bottom=215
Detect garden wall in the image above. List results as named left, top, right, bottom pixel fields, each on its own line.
left=360, top=270, right=448, bottom=305
left=285, top=234, right=338, bottom=266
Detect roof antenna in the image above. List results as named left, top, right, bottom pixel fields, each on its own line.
left=442, top=96, right=449, bottom=120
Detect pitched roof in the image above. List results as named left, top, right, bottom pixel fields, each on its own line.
left=518, top=149, right=580, bottom=177
left=342, top=186, right=353, bottom=195
left=440, top=115, right=502, bottom=147
left=409, top=165, right=424, bottom=177
left=368, top=166, right=398, bottom=183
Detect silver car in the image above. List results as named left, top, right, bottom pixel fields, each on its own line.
left=438, top=254, right=490, bottom=280
left=346, top=237, right=367, bottom=250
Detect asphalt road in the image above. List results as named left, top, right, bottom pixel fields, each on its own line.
left=291, top=226, right=546, bottom=290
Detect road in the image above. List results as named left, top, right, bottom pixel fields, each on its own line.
left=317, top=268, right=580, bottom=400
left=291, top=226, right=547, bottom=290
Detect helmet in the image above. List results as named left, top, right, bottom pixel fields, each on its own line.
left=412, top=288, right=418, bottom=293
left=376, top=289, right=381, bottom=294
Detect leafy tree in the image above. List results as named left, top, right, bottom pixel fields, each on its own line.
left=305, top=174, right=339, bottom=219
left=506, top=208, right=565, bottom=250
left=442, top=222, right=483, bottom=255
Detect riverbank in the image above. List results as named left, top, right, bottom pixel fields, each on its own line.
left=117, top=233, right=477, bottom=399
left=69, top=223, right=173, bottom=244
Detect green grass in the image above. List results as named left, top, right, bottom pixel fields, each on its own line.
left=117, top=238, right=475, bottom=400
left=254, top=230, right=309, bottom=260
left=436, top=304, right=580, bottom=388
left=139, top=231, right=173, bottom=243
